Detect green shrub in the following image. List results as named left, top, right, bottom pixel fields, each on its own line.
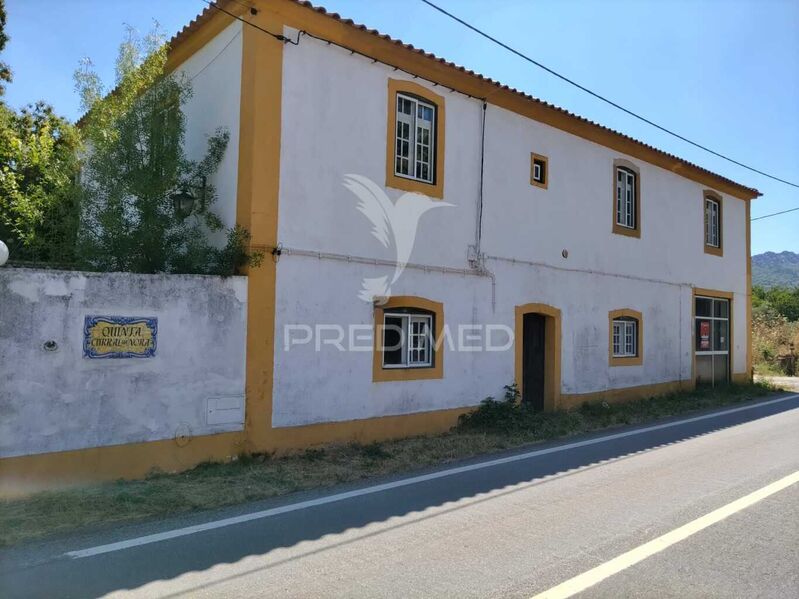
left=457, top=382, right=776, bottom=439
left=73, top=26, right=262, bottom=276
left=457, top=384, right=522, bottom=431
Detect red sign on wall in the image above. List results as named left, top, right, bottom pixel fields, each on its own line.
left=699, top=320, right=711, bottom=350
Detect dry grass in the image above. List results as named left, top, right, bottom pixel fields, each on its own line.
left=753, top=307, right=799, bottom=375
left=0, top=382, right=780, bottom=547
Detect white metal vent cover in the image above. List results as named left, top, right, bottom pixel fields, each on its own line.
left=206, top=396, right=245, bottom=427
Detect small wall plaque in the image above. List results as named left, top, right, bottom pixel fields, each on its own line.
left=83, top=315, right=158, bottom=359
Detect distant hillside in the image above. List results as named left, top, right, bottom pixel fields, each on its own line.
left=752, top=251, right=799, bottom=288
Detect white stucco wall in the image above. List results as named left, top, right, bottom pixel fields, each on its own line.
left=273, top=259, right=499, bottom=426
left=0, top=268, right=247, bottom=458
left=481, top=104, right=748, bottom=289
left=271, top=31, right=749, bottom=426
left=177, top=21, right=243, bottom=245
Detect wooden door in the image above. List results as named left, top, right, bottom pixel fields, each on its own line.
left=522, top=313, right=546, bottom=411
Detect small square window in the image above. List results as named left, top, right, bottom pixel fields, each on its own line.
left=530, top=153, right=548, bottom=189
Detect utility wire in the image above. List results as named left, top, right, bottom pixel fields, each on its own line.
left=202, top=0, right=799, bottom=208
left=187, top=29, right=241, bottom=84
left=201, top=0, right=298, bottom=44
left=751, top=206, right=799, bottom=221
left=202, top=2, right=484, bottom=101
left=419, top=0, right=799, bottom=190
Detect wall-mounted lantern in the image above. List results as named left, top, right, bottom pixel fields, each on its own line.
left=170, top=176, right=206, bottom=219
left=170, top=188, right=196, bottom=219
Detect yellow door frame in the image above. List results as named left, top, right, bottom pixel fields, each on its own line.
left=514, top=303, right=562, bottom=411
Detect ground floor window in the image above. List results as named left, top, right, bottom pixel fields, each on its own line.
left=612, top=318, right=638, bottom=357
left=608, top=309, right=643, bottom=366
left=372, top=296, right=444, bottom=382
left=382, top=311, right=433, bottom=368
left=695, top=295, right=730, bottom=385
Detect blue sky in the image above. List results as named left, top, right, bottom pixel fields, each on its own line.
left=4, top=0, right=798, bottom=254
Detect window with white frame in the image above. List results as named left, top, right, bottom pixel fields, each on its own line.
left=533, top=162, right=542, bottom=182
left=615, top=167, right=637, bottom=229
left=705, top=197, right=721, bottom=248
left=382, top=311, right=434, bottom=368
left=612, top=317, right=638, bottom=357
left=395, top=93, right=436, bottom=184
left=530, top=153, right=548, bottom=188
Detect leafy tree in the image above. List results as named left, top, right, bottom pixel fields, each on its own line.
left=752, top=284, right=799, bottom=322
left=74, top=26, right=253, bottom=274
left=751, top=285, right=766, bottom=312
left=765, top=287, right=799, bottom=322
left=0, top=2, right=80, bottom=261
left=0, top=0, right=12, bottom=94
left=0, top=102, right=81, bottom=262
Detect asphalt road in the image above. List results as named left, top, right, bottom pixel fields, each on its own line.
left=2, top=393, right=798, bottom=598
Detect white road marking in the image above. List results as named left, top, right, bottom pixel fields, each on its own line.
left=65, top=393, right=798, bottom=559
left=530, top=469, right=799, bottom=599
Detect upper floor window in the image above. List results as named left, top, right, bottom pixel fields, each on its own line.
left=616, top=167, right=636, bottom=228
left=705, top=198, right=720, bottom=247
left=395, top=94, right=436, bottom=184
left=612, top=160, right=641, bottom=238
left=386, top=79, right=445, bottom=198
left=704, top=192, right=723, bottom=256
left=530, top=153, right=548, bottom=189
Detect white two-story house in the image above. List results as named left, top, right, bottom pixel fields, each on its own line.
left=160, top=0, right=761, bottom=451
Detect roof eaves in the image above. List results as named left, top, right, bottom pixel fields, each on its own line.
left=162, top=0, right=765, bottom=199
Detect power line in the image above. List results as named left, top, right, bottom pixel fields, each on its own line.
left=201, top=0, right=297, bottom=45
left=203, top=2, right=484, bottom=102
left=751, top=206, right=799, bottom=221
left=419, top=0, right=799, bottom=190
left=202, top=0, right=799, bottom=202
left=187, top=29, right=241, bottom=84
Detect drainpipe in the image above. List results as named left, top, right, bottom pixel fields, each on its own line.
left=469, top=101, right=488, bottom=269
left=468, top=101, right=495, bottom=312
